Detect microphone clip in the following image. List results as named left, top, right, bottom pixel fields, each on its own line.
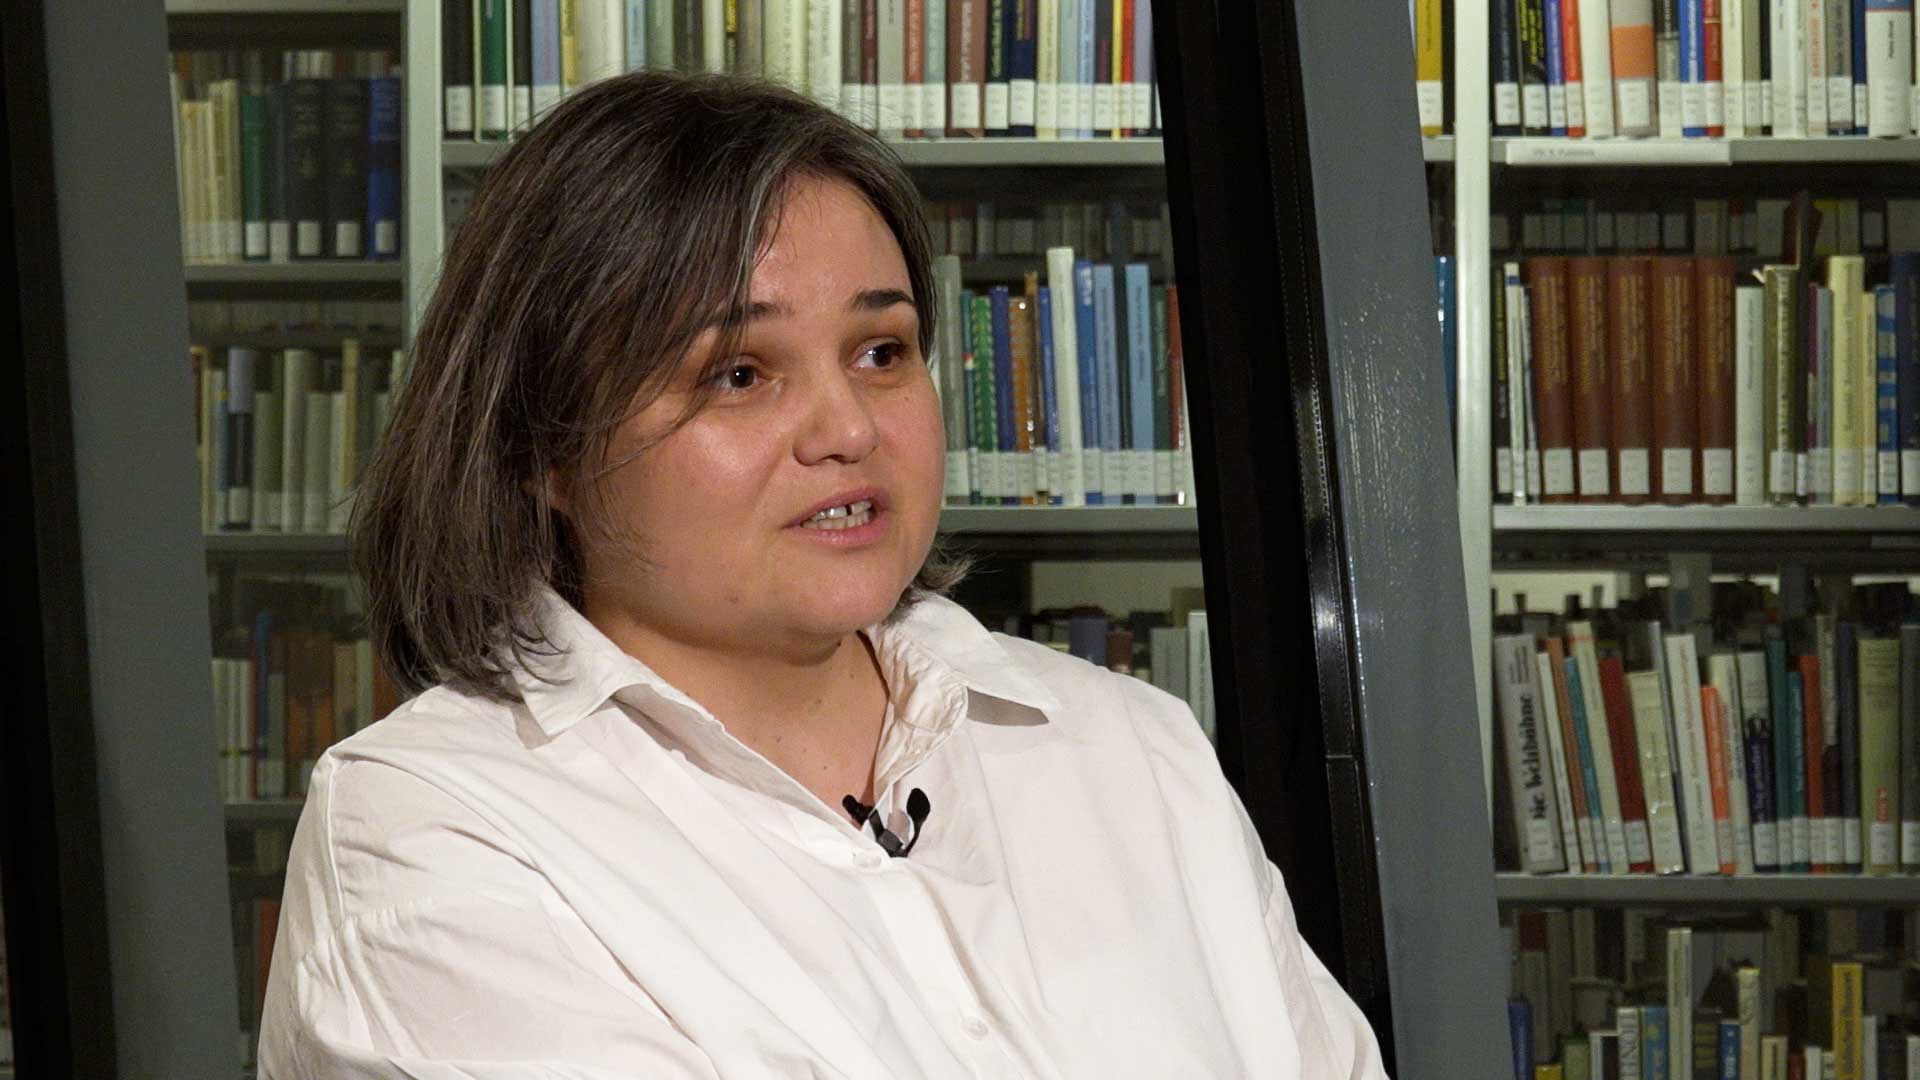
left=840, top=788, right=932, bottom=858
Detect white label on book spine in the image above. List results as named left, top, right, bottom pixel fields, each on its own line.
left=513, top=87, right=531, bottom=128
left=1872, top=822, right=1895, bottom=867
left=1715, top=820, right=1736, bottom=868
left=1092, top=83, right=1116, bottom=130
left=1526, top=818, right=1559, bottom=867
left=295, top=221, right=323, bottom=258
left=880, top=84, right=907, bottom=131
left=1845, top=815, right=1863, bottom=863
left=1753, top=821, right=1779, bottom=867
left=1903, top=822, right=1920, bottom=865
left=951, top=84, right=982, bottom=130
left=533, top=85, right=560, bottom=119
left=1574, top=819, right=1596, bottom=868
left=1771, top=449, right=1797, bottom=495
left=1904, top=449, right=1920, bottom=495
left=1132, top=451, right=1155, bottom=501
left=1810, top=447, right=1833, bottom=494
left=1522, top=85, right=1549, bottom=129
left=1494, top=83, right=1521, bottom=126
left=334, top=223, right=362, bottom=259
left=1702, top=448, right=1734, bottom=496
left=1835, top=448, right=1861, bottom=497
left=1565, top=80, right=1586, bottom=129
left=1706, top=81, right=1724, bottom=127
left=1617, top=448, right=1651, bottom=496
left=268, top=222, right=291, bottom=263
left=984, top=83, right=1010, bottom=131
left=481, top=87, right=508, bottom=132
left=1496, top=449, right=1515, bottom=495
left=1626, top=821, right=1653, bottom=864
left=1083, top=447, right=1102, bottom=499
left=1739, top=447, right=1766, bottom=504
left=1661, top=448, right=1694, bottom=495
left=244, top=223, right=268, bottom=259
left=1156, top=452, right=1174, bottom=498
left=1101, top=451, right=1125, bottom=502
left=1684, top=82, right=1706, bottom=129
left=1542, top=449, right=1575, bottom=495
left=445, top=88, right=474, bottom=134
left=1577, top=449, right=1610, bottom=497
left=1022, top=451, right=1039, bottom=498
left=1036, top=82, right=1057, bottom=130
left=1617, top=79, right=1653, bottom=130
left=1130, top=83, right=1152, bottom=129
left=374, top=221, right=398, bottom=257
left=1660, top=80, right=1684, bottom=136
left=1059, top=447, right=1083, bottom=505
left=927, top=84, right=947, bottom=130
left=1010, top=79, right=1036, bottom=127
left=1417, top=81, right=1444, bottom=128
left=1812, top=819, right=1830, bottom=866
left=1548, top=85, right=1568, bottom=129
left=1827, top=818, right=1846, bottom=866
left=945, top=451, right=967, bottom=498
left=1881, top=451, right=1901, bottom=495
left=1830, top=77, right=1852, bottom=122
left=1792, top=816, right=1811, bottom=863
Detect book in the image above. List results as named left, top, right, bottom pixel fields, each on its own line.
left=1856, top=634, right=1900, bottom=873
left=1498, top=634, right=1571, bottom=873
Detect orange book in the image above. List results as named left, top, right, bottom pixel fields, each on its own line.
left=1700, top=686, right=1736, bottom=875
left=255, top=898, right=281, bottom=1023
left=1114, top=0, right=1132, bottom=138
left=1566, top=257, right=1611, bottom=501
left=1798, top=654, right=1828, bottom=872
left=1561, top=0, right=1586, bottom=138
left=1009, top=294, right=1037, bottom=505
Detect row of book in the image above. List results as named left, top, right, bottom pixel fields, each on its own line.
left=1465, top=0, right=1920, bottom=140
left=925, top=198, right=1168, bottom=262
left=1506, top=906, right=1920, bottom=1078
left=442, top=0, right=1163, bottom=141
left=172, top=49, right=403, bottom=265
left=186, top=299, right=404, bottom=342
left=996, top=589, right=1214, bottom=740
left=1494, top=582, right=1920, bottom=879
left=930, top=250, right=1195, bottom=506
left=1487, top=195, right=1920, bottom=262
left=194, top=342, right=409, bottom=534
left=1492, top=251, right=1920, bottom=506
left=211, top=580, right=400, bottom=802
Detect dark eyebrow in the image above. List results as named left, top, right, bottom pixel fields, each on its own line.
left=707, top=288, right=915, bottom=330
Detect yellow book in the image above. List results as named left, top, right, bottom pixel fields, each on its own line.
left=1534, top=1066, right=1564, bottom=1080
left=1828, top=256, right=1866, bottom=504
left=560, top=0, right=579, bottom=90
left=1857, top=636, right=1901, bottom=873
left=1415, top=0, right=1446, bottom=136
left=1830, top=961, right=1863, bottom=1080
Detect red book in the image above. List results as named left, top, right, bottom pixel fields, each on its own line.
left=1598, top=655, right=1655, bottom=872
left=1798, top=654, right=1827, bottom=872
left=1703, top=0, right=1724, bottom=136
left=1700, top=685, right=1736, bottom=874
left=1116, top=0, right=1134, bottom=137
left=1561, top=0, right=1587, bottom=137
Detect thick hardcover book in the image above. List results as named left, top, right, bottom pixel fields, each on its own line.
left=1598, top=654, right=1656, bottom=870
left=1736, top=649, right=1779, bottom=870
left=1856, top=633, right=1900, bottom=873
left=1527, top=257, right=1576, bottom=501
left=266, top=84, right=291, bottom=262
left=1496, top=635, right=1569, bottom=874
left=1893, top=255, right=1920, bottom=503
left=1494, top=268, right=1514, bottom=500
left=286, top=79, right=327, bottom=259
left=323, top=78, right=369, bottom=259
left=1900, top=622, right=1920, bottom=871
left=1736, top=285, right=1766, bottom=503
left=1008, top=293, right=1037, bottom=503
left=1613, top=0, right=1659, bottom=134
left=1799, top=653, right=1830, bottom=869
left=1609, top=257, right=1655, bottom=502
left=1008, top=0, right=1036, bottom=135
left=1704, top=0, right=1724, bottom=133
left=1520, top=0, right=1550, bottom=132
left=1492, top=0, right=1521, bottom=133
left=240, top=93, right=269, bottom=260
left=879, top=0, right=906, bottom=135
left=481, top=0, right=509, bottom=137
left=1680, top=0, right=1705, bottom=134
left=1655, top=0, right=1683, bottom=135
left=1762, top=265, right=1803, bottom=503
left=1864, top=0, right=1913, bottom=136
left=445, top=0, right=476, bottom=136
left=904, top=0, right=927, bottom=136
left=1090, top=0, right=1113, bottom=132
left=949, top=0, right=987, bottom=135
left=366, top=76, right=401, bottom=260
left=985, top=0, right=1010, bottom=133
left=1580, top=0, right=1617, bottom=134
left=1828, top=255, right=1869, bottom=504
left=924, top=0, right=946, bottom=132
left=1567, top=257, right=1611, bottom=501
left=513, top=0, right=533, bottom=126
left=1651, top=256, right=1698, bottom=502
left=1696, top=256, right=1737, bottom=502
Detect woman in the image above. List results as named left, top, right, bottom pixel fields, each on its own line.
left=257, top=71, right=1386, bottom=1078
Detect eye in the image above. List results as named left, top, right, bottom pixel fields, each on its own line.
left=712, top=361, right=763, bottom=392
left=857, top=342, right=907, bottom=369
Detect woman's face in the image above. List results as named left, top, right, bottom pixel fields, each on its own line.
left=577, top=174, right=946, bottom=656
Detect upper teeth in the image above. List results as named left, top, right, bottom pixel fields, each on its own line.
left=810, top=500, right=873, bottom=521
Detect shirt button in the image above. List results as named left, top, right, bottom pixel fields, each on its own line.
left=855, top=850, right=885, bottom=871
left=960, top=1013, right=989, bottom=1040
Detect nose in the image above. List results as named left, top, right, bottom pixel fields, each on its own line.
left=792, top=363, right=880, bottom=466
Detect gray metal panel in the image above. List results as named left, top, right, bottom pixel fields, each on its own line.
left=41, top=0, right=242, bottom=1073
left=1289, top=3, right=1511, bottom=1076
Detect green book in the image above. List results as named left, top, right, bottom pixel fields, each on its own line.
left=239, top=93, right=269, bottom=261
left=481, top=0, right=509, bottom=137
left=1857, top=635, right=1901, bottom=873
left=969, top=294, right=998, bottom=504
left=1151, top=285, right=1170, bottom=505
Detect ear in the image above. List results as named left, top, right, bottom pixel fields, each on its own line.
left=525, top=468, right=573, bottom=518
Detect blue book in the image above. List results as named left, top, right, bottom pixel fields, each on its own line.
left=1491, top=0, right=1522, bottom=134
left=1894, top=255, right=1920, bottom=506
left=1037, top=286, right=1063, bottom=505
left=1076, top=0, right=1097, bottom=138
left=1545, top=0, right=1567, bottom=135
left=1853, top=0, right=1868, bottom=134
left=625, top=0, right=647, bottom=71
left=1507, top=1000, right=1533, bottom=1080
left=1786, top=670, right=1810, bottom=871
left=1009, top=0, right=1036, bottom=135
left=1680, top=0, right=1705, bottom=136
left=1073, top=260, right=1102, bottom=503
left=1109, top=255, right=1134, bottom=502
left=990, top=286, right=1016, bottom=505
left=1642, top=1005, right=1670, bottom=1080
left=1067, top=615, right=1107, bottom=664
left=1092, top=264, right=1122, bottom=502
left=1125, top=264, right=1153, bottom=505
left=366, top=76, right=402, bottom=260
left=1878, top=285, right=1900, bottom=504
left=1056, top=0, right=1078, bottom=137
left=1437, top=256, right=1456, bottom=440
left=531, top=0, right=559, bottom=111
left=1564, top=656, right=1610, bottom=874
left=1718, top=1019, right=1740, bottom=1080
left=1741, top=670, right=1779, bottom=873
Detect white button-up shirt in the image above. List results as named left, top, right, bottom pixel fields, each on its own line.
left=258, top=586, right=1388, bottom=1078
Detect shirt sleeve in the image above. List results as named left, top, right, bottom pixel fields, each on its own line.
left=1257, top=861, right=1391, bottom=1080
left=257, top=759, right=721, bottom=1080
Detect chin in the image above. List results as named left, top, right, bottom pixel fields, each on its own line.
left=790, top=576, right=914, bottom=636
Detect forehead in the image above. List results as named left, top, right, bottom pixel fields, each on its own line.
left=751, top=176, right=910, bottom=294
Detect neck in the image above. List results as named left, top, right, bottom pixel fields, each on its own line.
left=581, top=601, right=889, bottom=806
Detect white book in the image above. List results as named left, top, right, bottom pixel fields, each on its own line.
left=1725, top=0, right=1748, bottom=136
left=702, top=0, right=725, bottom=72
left=1495, top=635, right=1567, bottom=873
left=809, top=0, right=844, bottom=110
left=1735, top=285, right=1766, bottom=504
left=1186, top=611, right=1213, bottom=742
left=1570, top=623, right=1634, bottom=871
left=764, top=0, right=809, bottom=95
left=1665, top=634, right=1722, bottom=874
left=1774, top=0, right=1807, bottom=134
left=1737, top=967, right=1761, bottom=1080
left=879, top=0, right=907, bottom=135
left=1044, top=248, right=1086, bottom=505
left=1628, top=669, right=1690, bottom=874
left=1668, top=927, right=1693, bottom=1080
left=1709, top=653, right=1755, bottom=874
left=1506, top=265, right=1532, bottom=502
left=280, top=351, right=312, bottom=532
left=1539, top=650, right=1586, bottom=872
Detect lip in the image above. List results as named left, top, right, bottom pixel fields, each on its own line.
left=787, top=486, right=889, bottom=528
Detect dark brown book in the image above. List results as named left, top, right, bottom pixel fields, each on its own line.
left=1607, top=257, right=1654, bottom=504
left=1526, top=256, right=1576, bottom=502
left=947, top=0, right=986, bottom=136
left=1694, top=256, right=1737, bottom=505
left=1650, top=255, right=1697, bottom=504
left=1566, top=256, right=1611, bottom=502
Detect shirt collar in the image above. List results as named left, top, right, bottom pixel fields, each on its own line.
left=503, top=584, right=1062, bottom=742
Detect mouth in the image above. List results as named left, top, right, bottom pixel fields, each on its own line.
left=790, top=487, right=889, bottom=531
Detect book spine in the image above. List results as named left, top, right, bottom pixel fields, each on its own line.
left=1093, top=263, right=1122, bottom=501
left=265, top=84, right=290, bottom=263
left=969, top=293, right=998, bottom=501
left=286, top=80, right=326, bottom=259
left=481, top=0, right=510, bottom=136
left=1739, top=650, right=1779, bottom=871
left=1705, top=0, right=1726, bottom=131
left=1772, top=0, right=1805, bottom=132
left=1610, top=257, right=1655, bottom=502
left=1700, top=686, right=1737, bottom=872
left=1044, top=247, right=1085, bottom=505
left=1764, top=266, right=1803, bottom=504
left=1008, top=0, right=1036, bottom=134
left=1736, top=284, right=1766, bottom=503
left=1697, top=257, right=1737, bottom=503
left=1682, top=0, right=1707, bottom=133
left=1528, top=257, right=1576, bottom=501
left=1541, top=649, right=1590, bottom=870
left=1522, top=0, right=1551, bottom=131
left=1652, top=256, right=1698, bottom=504
left=1498, top=636, right=1569, bottom=873
left=1074, top=259, right=1101, bottom=502
left=1567, top=258, right=1611, bottom=500
left=1629, top=667, right=1690, bottom=873
left=1124, top=264, right=1152, bottom=503
left=512, top=0, right=532, bottom=126
left=1614, top=0, right=1660, bottom=133
left=1563, top=0, right=1588, bottom=135
left=366, top=76, right=401, bottom=260
left=445, top=0, right=477, bottom=136
left=950, top=0, right=986, bottom=135
left=323, top=78, right=369, bottom=259
left=1420, top=0, right=1449, bottom=133
left=239, top=93, right=268, bottom=261
left=1837, top=622, right=1862, bottom=869
left=1829, top=0, right=1854, bottom=130
left=1581, top=0, right=1617, bottom=133
left=531, top=0, right=560, bottom=112
left=224, top=350, right=256, bottom=528
left=1657, top=0, right=1684, bottom=135
left=1035, top=278, right=1061, bottom=501
left=1810, top=284, right=1834, bottom=504
left=1599, top=655, right=1655, bottom=870
left=1547, top=0, right=1570, bottom=132
left=1568, top=647, right=1630, bottom=871
left=1802, top=653, right=1832, bottom=869
left=1857, top=635, right=1900, bottom=873
left=1852, top=0, right=1870, bottom=128
left=1865, top=0, right=1914, bottom=135
left=1008, top=293, right=1037, bottom=503
left=1130, top=0, right=1150, bottom=133
left=1900, top=623, right=1920, bottom=871
left=879, top=0, right=906, bottom=135
left=1667, top=634, right=1722, bottom=873
left=1810, top=0, right=1834, bottom=133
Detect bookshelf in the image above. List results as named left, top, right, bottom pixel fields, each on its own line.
left=183, top=261, right=404, bottom=285
left=1492, top=872, right=1920, bottom=908
left=166, top=0, right=401, bottom=12
left=1494, top=136, right=1920, bottom=167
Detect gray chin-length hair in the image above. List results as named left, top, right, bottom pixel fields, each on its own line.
left=351, top=70, right=968, bottom=705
